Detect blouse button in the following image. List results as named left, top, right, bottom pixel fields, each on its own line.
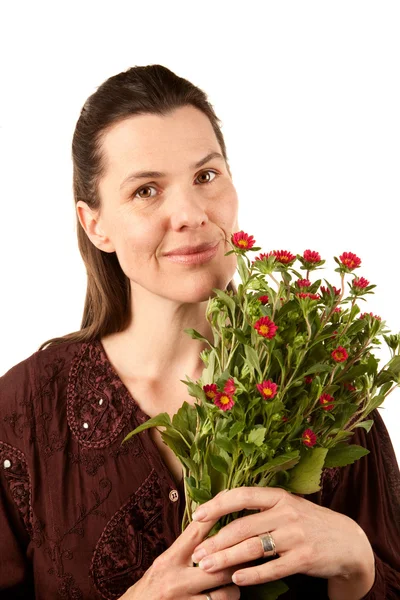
left=3, top=459, right=11, bottom=469
left=98, top=398, right=104, bottom=406
left=83, top=422, right=89, bottom=429
left=169, top=489, right=179, bottom=502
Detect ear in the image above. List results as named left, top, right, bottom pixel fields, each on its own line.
left=76, top=201, right=116, bottom=253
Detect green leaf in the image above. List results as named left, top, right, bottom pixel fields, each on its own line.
left=160, top=430, right=190, bottom=458
left=303, top=363, right=334, bottom=377
left=212, top=288, right=236, bottom=318
left=248, top=427, right=266, bottom=447
left=233, top=327, right=248, bottom=344
left=180, top=456, right=199, bottom=478
left=237, top=254, right=250, bottom=284
left=324, top=444, right=370, bottom=468
left=172, top=402, right=197, bottom=441
left=228, top=420, right=245, bottom=439
left=210, top=454, right=230, bottom=474
left=354, top=420, right=374, bottom=433
left=253, top=451, right=300, bottom=476
left=183, top=328, right=214, bottom=346
left=238, top=441, right=257, bottom=457
left=244, top=345, right=262, bottom=379
left=122, top=413, right=172, bottom=443
left=387, top=355, right=400, bottom=376
left=215, top=434, right=235, bottom=454
left=184, top=477, right=212, bottom=503
left=286, top=447, right=328, bottom=494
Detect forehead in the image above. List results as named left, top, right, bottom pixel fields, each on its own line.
left=101, top=106, right=219, bottom=178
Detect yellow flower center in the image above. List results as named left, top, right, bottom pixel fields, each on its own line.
left=260, top=325, right=270, bottom=335
left=238, top=240, right=248, bottom=247
left=220, top=395, right=230, bottom=405
left=263, top=388, right=273, bottom=397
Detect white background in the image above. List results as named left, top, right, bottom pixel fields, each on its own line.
left=1, top=1, right=399, bottom=462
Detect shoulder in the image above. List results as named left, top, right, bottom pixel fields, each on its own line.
left=0, top=339, right=86, bottom=449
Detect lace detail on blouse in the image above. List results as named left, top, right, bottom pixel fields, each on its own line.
left=67, top=341, right=136, bottom=448
left=90, top=468, right=167, bottom=599
left=0, top=441, right=33, bottom=536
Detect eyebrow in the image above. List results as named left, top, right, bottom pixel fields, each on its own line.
left=119, top=151, right=224, bottom=190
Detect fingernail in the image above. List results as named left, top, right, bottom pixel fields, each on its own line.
left=192, top=548, right=207, bottom=563
left=192, top=507, right=207, bottom=521
left=232, top=572, right=245, bottom=584
left=199, top=557, right=214, bottom=571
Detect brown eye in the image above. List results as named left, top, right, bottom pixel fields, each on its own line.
left=132, top=169, right=219, bottom=201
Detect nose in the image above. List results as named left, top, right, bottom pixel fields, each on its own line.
left=168, top=188, right=209, bottom=229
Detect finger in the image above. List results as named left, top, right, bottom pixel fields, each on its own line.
left=193, top=584, right=241, bottom=600
left=192, top=512, right=303, bottom=564
left=166, top=518, right=221, bottom=563
left=231, top=552, right=303, bottom=586
left=192, top=486, right=287, bottom=523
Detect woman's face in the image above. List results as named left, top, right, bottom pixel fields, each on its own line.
left=78, top=105, right=239, bottom=304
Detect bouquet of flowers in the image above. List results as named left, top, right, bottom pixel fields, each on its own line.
left=123, top=231, right=400, bottom=598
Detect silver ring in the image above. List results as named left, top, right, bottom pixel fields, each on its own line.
left=205, top=594, right=213, bottom=600
left=258, top=531, right=277, bottom=557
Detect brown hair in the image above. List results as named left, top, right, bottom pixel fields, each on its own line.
left=38, top=64, right=237, bottom=351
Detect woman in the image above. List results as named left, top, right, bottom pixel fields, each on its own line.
left=0, top=64, right=399, bottom=600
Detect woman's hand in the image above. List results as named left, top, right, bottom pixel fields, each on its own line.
left=189, top=487, right=375, bottom=596
left=118, top=511, right=252, bottom=600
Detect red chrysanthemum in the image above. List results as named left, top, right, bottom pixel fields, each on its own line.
left=333, top=307, right=342, bottom=313
left=302, top=429, right=317, bottom=447
left=319, top=393, right=335, bottom=411
left=254, top=316, right=278, bottom=339
left=270, top=250, right=296, bottom=265
left=213, top=392, right=235, bottom=411
left=303, top=250, right=321, bottom=263
left=251, top=252, right=270, bottom=265
left=203, top=383, right=218, bottom=400
left=256, top=380, right=278, bottom=400
left=223, top=378, right=236, bottom=395
left=258, top=295, right=269, bottom=304
left=304, top=376, right=313, bottom=385
left=282, top=416, right=288, bottom=422
left=320, top=285, right=341, bottom=296
left=339, top=252, right=361, bottom=270
left=352, top=277, right=369, bottom=289
left=297, top=292, right=320, bottom=300
left=296, top=279, right=311, bottom=288
left=360, top=312, right=382, bottom=321
left=331, top=346, right=348, bottom=362
left=231, top=231, right=256, bottom=250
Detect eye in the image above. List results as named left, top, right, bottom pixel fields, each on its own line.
left=131, top=169, right=219, bottom=201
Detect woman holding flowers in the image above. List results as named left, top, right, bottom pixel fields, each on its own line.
left=0, top=64, right=399, bottom=600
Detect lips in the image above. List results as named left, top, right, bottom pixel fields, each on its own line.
left=164, top=240, right=219, bottom=256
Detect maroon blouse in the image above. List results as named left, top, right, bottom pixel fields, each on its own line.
left=0, top=339, right=399, bottom=599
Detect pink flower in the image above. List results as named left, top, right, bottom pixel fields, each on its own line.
left=360, top=312, right=381, bottom=321
left=339, top=252, right=361, bottom=270
left=213, top=392, right=235, bottom=411
left=296, top=279, right=311, bottom=288
left=352, top=277, right=369, bottom=289
left=331, top=346, right=348, bottom=362
left=302, top=429, right=317, bottom=447
left=303, top=250, right=321, bottom=263
left=223, top=378, right=236, bottom=395
left=256, top=380, right=278, bottom=400
left=319, top=393, right=335, bottom=411
left=297, top=292, right=320, bottom=300
left=304, top=376, right=313, bottom=385
left=203, top=383, right=218, bottom=400
left=231, top=231, right=256, bottom=250
left=270, top=250, right=296, bottom=265
left=320, top=285, right=341, bottom=297
left=258, top=295, right=269, bottom=304
left=254, top=316, right=278, bottom=339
